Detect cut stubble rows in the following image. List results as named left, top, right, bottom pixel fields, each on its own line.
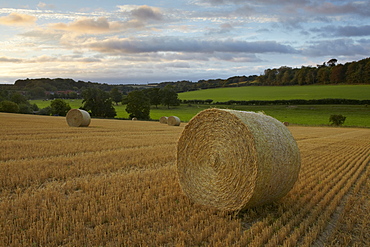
left=0, top=113, right=369, bottom=246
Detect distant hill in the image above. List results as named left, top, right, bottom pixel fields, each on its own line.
left=1, top=57, right=369, bottom=100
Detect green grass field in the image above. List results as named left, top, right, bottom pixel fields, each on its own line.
left=30, top=85, right=370, bottom=127
left=30, top=99, right=370, bottom=127
left=178, top=85, right=370, bottom=101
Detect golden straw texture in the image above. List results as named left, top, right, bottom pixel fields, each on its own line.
left=159, top=116, right=168, bottom=124
left=168, top=116, right=181, bottom=126
left=177, top=108, right=301, bottom=211
left=66, top=109, right=91, bottom=127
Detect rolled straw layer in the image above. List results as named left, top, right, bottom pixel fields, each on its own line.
left=177, top=108, right=300, bottom=211
left=168, top=116, right=180, bottom=126
left=159, top=116, right=168, bottom=124
left=66, top=109, right=91, bottom=127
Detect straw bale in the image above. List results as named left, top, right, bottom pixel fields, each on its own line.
left=168, top=116, right=181, bottom=126
left=66, top=109, right=91, bottom=127
left=159, top=116, right=168, bottom=124
left=283, top=122, right=289, bottom=126
left=177, top=108, right=301, bottom=211
left=132, top=117, right=137, bottom=121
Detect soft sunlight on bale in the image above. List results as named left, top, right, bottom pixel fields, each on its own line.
left=159, top=116, right=168, bottom=124
left=132, top=117, right=137, bottom=121
left=177, top=108, right=301, bottom=211
left=168, top=116, right=181, bottom=126
left=66, top=109, right=91, bottom=127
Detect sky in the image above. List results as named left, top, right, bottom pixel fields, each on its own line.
left=0, top=0, right=369, bottom=84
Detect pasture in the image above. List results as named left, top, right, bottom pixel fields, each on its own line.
left=178, top=85, right=370, bottom=102
left=30, top=99, right=370, bottom=127
left=1, top=113, right=369, bottom=246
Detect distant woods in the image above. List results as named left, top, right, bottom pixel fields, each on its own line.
left=2, top=57, right=370, bottom=99
left=258, top=58, right=370, bottom=86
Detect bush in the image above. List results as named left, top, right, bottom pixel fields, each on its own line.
left=0, top=100, right=19, bottom=113
left=18, top=103, right=32, bottom=114
left=329, top=114, right=346, bottom=126
left=38, top=106, right=52, bottom=115
left=50, top=99, right=71, bottom=116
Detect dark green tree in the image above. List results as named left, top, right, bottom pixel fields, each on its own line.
left=82, top=88, right=116, bottom=118
left=125, top=90, right=150, bottom=120
left=10, top=93, right=28, bottom=105
left=330, top=64, right=346, bottom=84
left=160, top=85, right=180, bottom=109
left=144, top=88, right=161, bottom=108
left=329, top=114, right=346, bottom=126
left=0, top=100, right=19, bottom=113
left=29, top=87, right=46, bottom=99
left=327, top=58, right=337, bottom=67
left=110, top=88, right=123, bottom=105
left=50, top=99, right=71, bottom=116
left=38, top=106, right=52, bottom=115
left=317, top=67, right=330, bottom=84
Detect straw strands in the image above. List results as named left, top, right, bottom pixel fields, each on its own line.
left=66, top=109, right=91, bottom=127
left=168, top=116, right=181, bottom=126
left=177, top=108, right=301, bottom=211
left=159, top=116, right=168, bottom=124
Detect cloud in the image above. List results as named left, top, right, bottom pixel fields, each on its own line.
left=51, top=17, right=126, bottom=34
left=130, top=5, right=163, bottom=22
left=37, top=2, right=55, bottom=10
left=304, top=1, right=370, bottom=17
left=0, top=57, right=23, bottom=63
left=0, top=12, right=37, bottom=26
left=49, top=5, right=166, bottom=35
left=303, top=39, right=369, bottom=56
left=88, top=37, right=297, bottom=54
left=312, top=25, right=370, bottom=37
left=0, top=54, right=102, bottom=64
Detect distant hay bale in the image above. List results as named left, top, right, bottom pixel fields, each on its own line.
left=283, top=122, right=289, bottom=126
left=132, top=117, right=137, bottom=121
left=177, top=108, right=301, bottom=211
left=66, top=109, right=91, bottom=127
left=159, top=116, right=168, bottom=124
left=168, top=116, right=181, bottom=126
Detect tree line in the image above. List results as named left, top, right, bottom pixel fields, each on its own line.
left=0, top=85, right=180, bottom=120
left=257, top=57, right=370, bottom=86
left=1, top=57, right=369, bottom=99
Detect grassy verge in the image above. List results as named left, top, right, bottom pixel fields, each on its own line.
left=31, top=99, right=370, bottom=127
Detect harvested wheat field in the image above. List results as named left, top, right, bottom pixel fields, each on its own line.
left=0, top=112, right=369, bottom=246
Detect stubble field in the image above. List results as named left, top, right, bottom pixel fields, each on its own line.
left=0, top=112, right=369, bottom=246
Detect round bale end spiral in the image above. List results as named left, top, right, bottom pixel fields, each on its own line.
left=66, top=109, right=91, bottom=127
left=176, top=108, right=301, bottom=211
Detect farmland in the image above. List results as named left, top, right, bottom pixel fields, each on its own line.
left=30, top=85, right=370, bottom=127
left=30, top=100, right=370, bottom=127
left=1, top=113, right=369, bottom=246
left=178, top=85, right=370, bottom=102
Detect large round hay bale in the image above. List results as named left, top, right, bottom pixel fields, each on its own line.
left=168, top=116, right=180, bottom=126
left=159, top=116, right=168, bottom=124
left=177, top=108, right=301, bottom=211
left=66, top=109, right=91, bottom=127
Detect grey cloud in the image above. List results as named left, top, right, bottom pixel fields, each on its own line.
left=130, top=5, right=163, bottom=22
left=312, top=25, right=370, bottom=37
left=304, top=1, right=370, bottom=17
left=200, top=0, right=307, bottom=5
left=303, top=39, right=369, bottom=56
left=0, top=57, right=23, bottom=63
left=89, top=37, right=298, bottom=54
left=336, top=26, right=370, bottom=37
left=206, top=23, right=234, bottom=35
